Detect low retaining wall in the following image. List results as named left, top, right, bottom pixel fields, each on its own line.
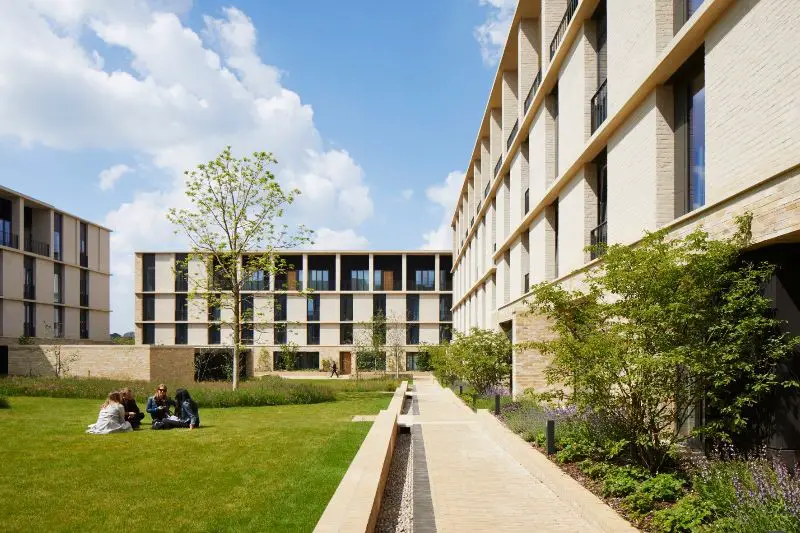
left=314, top=381, right=409, bottom=533
left=7, top=345, right=195, bottom=383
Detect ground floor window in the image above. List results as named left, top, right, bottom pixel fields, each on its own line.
left=406, top=352, right=418, bottom=371
left=273, top=351, right=320, bottom=370
left=194, top=348, right=248, bottom=381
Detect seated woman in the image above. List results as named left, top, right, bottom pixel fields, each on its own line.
left=175, top=388, right=200, bottom=429
left=86, top=391, right=133, bottom=435
left=146, top=384, right=176, bottom=429
left=120, top=388, right=145, bottom=429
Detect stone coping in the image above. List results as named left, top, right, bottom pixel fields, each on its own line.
left=314, top=381, right=408, bottom=533
left=475, top=409, right=638, bottom=533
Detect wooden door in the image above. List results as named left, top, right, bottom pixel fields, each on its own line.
left=340, top=352, right=351, bottom=375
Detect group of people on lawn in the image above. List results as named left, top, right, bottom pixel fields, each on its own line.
left=86, top=384, right=200, bottom=435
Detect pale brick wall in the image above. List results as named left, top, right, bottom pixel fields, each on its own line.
left=420, top=294, right=438, bottom=323
left=519, top=18, right=541, bottom=115
left=607, top=0, right=657, bottom=113
left=510, top=238, right=523, bottom=301
left=556, top=171, right=589, bottom=275
left=8, top=345, right=153, bottom=381
left=154, top=253, right=173, bottom=293
left=509, top=152, right=522, bottom=230
left=150, top=346, right=195, bottom=383
left=512, top=310, right=557, bottom=397
left=530, top=213, right=548, bottom=284
left=502, top=70, right=519, bottom=149
left=705, top=0, right=800, bottom=205
left=542, top=0, right=569, bottom=72
left=557, top=32, right=589, bottom=172
left=3, top=252, right=23, bottom=299
left=320, top=294, right=338, bottom=322
left=490, top=108, right=503, bottom=172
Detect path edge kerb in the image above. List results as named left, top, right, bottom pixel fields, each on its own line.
left=313, top=381, right=409, bottom=533
left=476, top=409, right=639, bottom=533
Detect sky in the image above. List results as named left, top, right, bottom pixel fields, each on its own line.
left=0, top=0, right=516, bottom=333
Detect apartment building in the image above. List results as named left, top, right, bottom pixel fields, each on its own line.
left=450, top=0, right=800, bottom=397
left=0, top=186, right=111, bottom=363
left=133, top=251, right=453, bottom=375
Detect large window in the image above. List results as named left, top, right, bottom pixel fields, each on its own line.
left=413, top=270, right=435, bottom=291
left=53, top=213, right=63, bottom=261
left=23, top=302, right=35, bottom=337
left=406, top=295, right=419, bottom=321
left=142, top=254, right=155, bottom=291
left=80, top=309, right=89, bottom=339
left=174, top=253, right=188, bottom=291
left=143, top=324, right=155, bottom=345
left=309, top=269, right=330, bottom=291
left=307, top=324, right=321, bottom=345
left=274, top=294, right=287, bottom=321
left=347, top=270, right=369, bottom=291
left=143, top=295, right=155, bottom=321
left=274, top=351, right=319, bottom=371
left=208, top=325, right=221, bottom=345
left=53, top=306, right=64, bottom=338
left=591, top=151, right=608, bottom=260
left=307, top=294, right=320, bottom=321
left=439, top=324, right=452, bottom=344
left=373, top=294, right=386, bottom=317
left=241, top=325, right=254, bottom=345
left=80, top=269, right=89, bottom=307
left=241, top=294, right=254, bottom=320
left=340, top=294, right=353, bottom=321
left=208, top=302, right=220, bottom=322
left=175, top=294, right=188, bottom=321
left=175, top=323, right=188, bottom=345
left=439, top=294, right=453, bottom=322
left=675, top=0, right=706, bottom=32
left=53, top=263, right=64, bottom=304
left=23, top=256, right=35, bottom=300
left=674, top=50, right=705, bottom=216
left=274, top=324, right=287, bottom=345
left=406, top=324, right=419, bottom=345
left=340, top=323, right=353, bottom=345
left=79, top=222, right=88, bottom=267
left=0, top=198, right=12, bottom=248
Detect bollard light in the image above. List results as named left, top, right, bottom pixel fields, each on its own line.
left=459, top=384, right=463, bottom=396
left=494, top=394, right=501, bottom=415
left=546, top=419, right=556, bottom=455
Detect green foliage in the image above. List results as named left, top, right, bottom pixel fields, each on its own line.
left=602, top=466, right=649, bottom=497
left=446, top=328, right=512, bottom=394
left=17, top=335, right=33, bottom=345
left=652, top=495, right=714, bottom=532
left=110, top=336, right=135, bottom=345
left=321, top=359, right=331, bottom=373
left=428, top=343, right=458, bottom=385
left=0, top=376, right=335, bottom=408
left=0, top=396, right=9, bottom=409
left=415, top=347, right=432, bottom=371
left=278, top=342, right=299, bottom=371
left=556, top=437, right=597, bottom=464
left=526, top=214, right=799, bottom=470
left=578, top=459, right=612, bottom=480
left=623, top=474, right=685, bottom=515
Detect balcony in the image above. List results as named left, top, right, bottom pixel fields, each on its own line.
left=591, top=79, right=608, bottom=134
left=24, top=235, right=50, bottom=257
left=590, top=220, right=608, bottom=260
left=24, top=283, right=35, bottom=300
left=24, top=322, right=36, bottom=338
left=524, top=70, right=543, bottom=115
left=374, top=271, right=401, bottom=291
left=506, top=119, right=519, bottom=150
left=494, top=155, right=503, bottom=177
left=549, top=0, right=578, bottom=60
left=0, top=231, right=18, bottom=249
left=341, top=277, right=369, bottom=291
left=524, top=188, right=530, bottom=214
left=243, top=278, right=267, bottom=291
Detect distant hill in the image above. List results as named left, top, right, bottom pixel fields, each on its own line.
left=110, top=332, right=135, bottom=345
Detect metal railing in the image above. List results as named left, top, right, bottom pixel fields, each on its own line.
left=24, top=283, right=35, bottom=300
left=524, top=188, right=530, bottom=213
left=590, top=220, right=608, bottom=260
left=341, top=278, right=369, bottom=291
left=406, top=280, right=435, bottom=291
left=591, top=79, right=608, bottom=134
left=0, top=231, right=18, bottom=249
left=24, top=235, right=50, bottom=257
left=524, top=70, right=543, bottom=114
left=507, top=119, right=519, bottom=150
left=549, top=0, right=579, bottom=60
left=53, top=322, right=64, bottom=338
left=494, top=155, right=503, bottom=177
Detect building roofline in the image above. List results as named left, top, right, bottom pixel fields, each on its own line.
left=134, top=249, right=453, bottom=255
left=0, top=184, right=113, bottom=232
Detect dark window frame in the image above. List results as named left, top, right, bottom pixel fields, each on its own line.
left=340, top=294, right=353, bottom=321
left=175, top=323, right=188, bottom=345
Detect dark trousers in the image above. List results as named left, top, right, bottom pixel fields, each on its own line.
left=151, top=418, right=189, bottom=430
left=127, top=412, right=145, bottom=429
left=330, top=369, right=339, bottom=378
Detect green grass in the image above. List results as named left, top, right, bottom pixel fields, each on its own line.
left=289, top=376, right=408, bottom=393
left=0, top=393, right=391, bottom=532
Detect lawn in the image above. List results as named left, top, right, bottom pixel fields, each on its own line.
left=0, top=393, right=391, bottom=532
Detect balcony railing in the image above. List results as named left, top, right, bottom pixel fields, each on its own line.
left=373, top=273, right=401, bottom=291
left=24, top=283, right=35, bottom=300
left=484, top=182, right=490, bottom=198
left=406, top=281, right=435, bottom=291
left=80, top=321, right=89, bottom=339
left=24, top=322, right=36, bottom=338
left=507, top=119, right=519, bottom=150
left=590, top=220, right=608, bottom=260
left=591, top=79, right=608, bottom=134
left=25, top=235, right=50, bottom=257
left=494, top=155, right=503, bottom=177
left=243, top=278, right=267, bottom=291
left=549, top=0, right=579, bottom=60
left=0, top=231, right=18, bottom=249
left=524, top=188, right=530, bottom=214
left=524, top=69, right=543, bottom=114
left=341, top=278, right=369, bottom=291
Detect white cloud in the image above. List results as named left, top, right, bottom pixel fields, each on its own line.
left=421, top=170, right=464, bottom=250
left=311, top=228, right=369, bottom=250
left=0, top=1, right=371, bottom=332
left=401, top=189, right=413, bottom=201
left=98, top=164, right=133, bottom=191
left=474, top=0, right=516, bottom=66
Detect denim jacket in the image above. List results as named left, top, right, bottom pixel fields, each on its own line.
left=177, top=400, right=200, bottom=427
left=146, top=396, right=175, bottom=421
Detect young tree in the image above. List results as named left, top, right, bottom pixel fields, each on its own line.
left=353, top=310, right=391, bottom=377
left=385, top=312, right=406, bottom=378
left=526, top=214, right=799, bottom=470
left=278, top=342, right=299, bottom=371
left=168, top=146, right=312, bottom=390
left=450, top=328, right=512, bottom=396
left=43, top=322, right=79, bottom=378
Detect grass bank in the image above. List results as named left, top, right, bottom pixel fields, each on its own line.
left=0, top=393, right=392, bottom=532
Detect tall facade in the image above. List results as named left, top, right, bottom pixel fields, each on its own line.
left=450, top=0, right=800, bottom=395
left=133, top=251, right=453, bottom=374
left=0, top=185, right=111, bottom=348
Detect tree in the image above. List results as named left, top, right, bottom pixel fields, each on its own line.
left=278, top=342, right=299, bottom=371
left=526, top=214, right=799, bottom=471
left=43, top=323, right=79, bottom=378
left=450, top=328, right=512, bottom=396
left=353, top=310, right=394, bottom=377
left=385, top=312, right=405, bottom=378
left=168, top=146, right=312, bottom=390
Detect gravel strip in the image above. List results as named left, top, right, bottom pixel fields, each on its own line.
left=376, top=431, right=413, bottom=532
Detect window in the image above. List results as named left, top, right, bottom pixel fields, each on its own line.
left=175, top=323, right=188, bottom=345
left=208, top=302, right=221, bottom=322
left=413, top=270, right=435, bottom=291
left=274, top=324, right=287, bottom=345
left=274, top=294, right=287, bottom=321
left=241, top=325, right=254, bottom=345
left=53, top=306, right=64, bottom=338
left=406, top=324, right=419, bottom=345
left=175, top=294, right=188, bottom=321
left=406, top=353, right=418, bottom=371
left=23, top=256, right=35, bottom=300
left=591, top=151, right=608, bottom=260
left=674, top=50, right=705, bottom=216
left=80, top=269, right=89, bottom=307
left=274, top=351, right=319, bottom=370
left=143, top=295, right=155, bottom=321
left=309, top=269, right=330, bottom=291
left=80, top=309, right=89, bottom=339
left=373, top=294, right=386, bottom=317
left=307, top=294, right=320, bottom=321
left=347, top=270, right=369, bottom=291
left=142, top=324, right=155, bottom=344
left=53, top=263, right=63, bottom=303
left=307, top=323, right=320, bottom=345
left=241, top=294, right=254, bottom=321
left=79, top=222, right=88, bottom=267
left=340, top=323, right=353, bottom=345
left=53, top=213, right=63, bottom=261
left=439, top=294, right=453, bottom=322
left=553, top=200, right=560, bottom=278
left=439, top=324, right=452, bottom=344
left=675, top=0, right=705, bottom=32
left=552, top=87, right=559, bottom=177
left=406, top=295, right=419, bottom=321
left=142, top=254, right=155, bottom=291
left=174, top=253, right=188, bottom=291
left=208, top=325, right=221, bottom=345
left=340, top=294, right=353, bottom=321
left=0, top=198, right=12, bottom=248
left=24, top=302, right=36, bottom=337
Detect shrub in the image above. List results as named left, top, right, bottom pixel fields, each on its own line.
left=602, top=466, right=649, bottom=497
left=624, top=474, right=685, bottom=515
left=652, top=494, right=714, bottom=533
left=0, top=396, right=9, bottom=409
left=579, top=459, right=612, bottom=480
left=321, top=359, right=331, bottom=373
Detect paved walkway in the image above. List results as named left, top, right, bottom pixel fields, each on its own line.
left=412, top=375, right=628, bottom=533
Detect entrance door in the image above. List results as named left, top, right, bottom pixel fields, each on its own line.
left=0, top=346, right=7, bottom=375
left=340, top=352, right=351, bottom=375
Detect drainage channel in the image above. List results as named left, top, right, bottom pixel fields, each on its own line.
left=376, top=387, right=416, bottom=533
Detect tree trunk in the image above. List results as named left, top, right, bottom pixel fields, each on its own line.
left=232, top=291, right=240, bottom=391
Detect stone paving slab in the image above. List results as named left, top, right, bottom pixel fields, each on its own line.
left=414, top=376, right=630, bottom=533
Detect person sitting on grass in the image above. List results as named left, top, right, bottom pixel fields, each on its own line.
left=120, top=388, right=145, bottom=429
left=146, top=384, right=176, bottom=429
left=86, top=391, right=133, bottom=435
left=174, top=388, right=200, bottom=430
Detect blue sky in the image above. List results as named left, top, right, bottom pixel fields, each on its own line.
left=0, top=0, right=515, bottom=332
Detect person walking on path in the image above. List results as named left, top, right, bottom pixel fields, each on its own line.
left=330, top=361, right=339, bottom=378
